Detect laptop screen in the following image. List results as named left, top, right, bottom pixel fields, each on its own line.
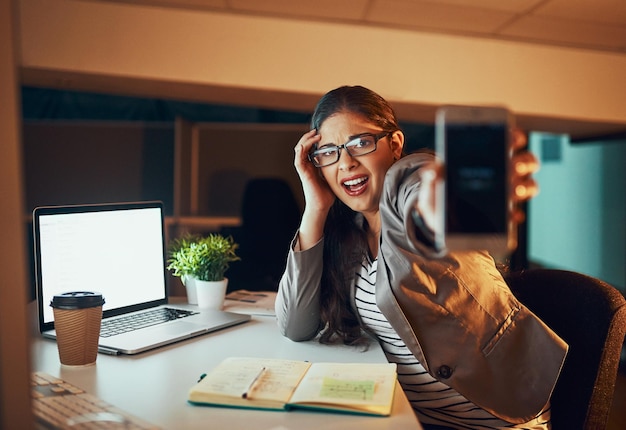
left=34, top=202, right=167, bottom=330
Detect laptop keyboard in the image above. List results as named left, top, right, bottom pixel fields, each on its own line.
left=100, top=307, right=197, bottom=338
left=32, top=371, right=160, bottom=429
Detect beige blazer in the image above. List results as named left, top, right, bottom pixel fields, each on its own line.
left=276, top=153, right=568, bottom=423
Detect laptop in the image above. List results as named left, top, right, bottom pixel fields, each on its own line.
left=33, top=201, right=250, bottom=355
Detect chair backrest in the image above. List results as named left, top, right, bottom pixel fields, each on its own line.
left=504, top=269, right=626, bottom=429
left=238, top=177, right=301, bottom=288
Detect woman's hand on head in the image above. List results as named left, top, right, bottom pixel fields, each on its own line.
left=294, top=129, right=336, bottom=214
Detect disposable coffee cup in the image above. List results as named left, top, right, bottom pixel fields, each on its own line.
left=50, top=291, right=105, bottom=366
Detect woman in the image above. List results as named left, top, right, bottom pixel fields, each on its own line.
left=275, top=85, right=567, bottom=429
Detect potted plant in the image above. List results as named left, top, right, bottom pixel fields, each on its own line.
left=167, top=233, right=240, bottom=308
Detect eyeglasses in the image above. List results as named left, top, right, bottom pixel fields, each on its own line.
left=308, top=132, right=392, bottom=168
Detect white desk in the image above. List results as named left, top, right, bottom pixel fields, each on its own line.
left=31, top=307, right=421, bottom=430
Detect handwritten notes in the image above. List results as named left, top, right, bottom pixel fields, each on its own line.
left=320, top=378, right=375, bottom=401
left=191, top=358, right=310, bottom=407
left=188, top=358, right=397, bottom=416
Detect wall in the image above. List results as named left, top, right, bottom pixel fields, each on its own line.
left=21, top=120, right=308, bottom=219
left=195, top=123, right=307, bottom=217
left=18, top=0, right=626, bottom=138
left=529, top=134, right=626, bottom=291
left=22, top=121, right=175, bottom=214
left=0, top=0, right=34, bottom=427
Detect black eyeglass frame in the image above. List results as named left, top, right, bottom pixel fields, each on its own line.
left=308, top=131, right=393, bottom=168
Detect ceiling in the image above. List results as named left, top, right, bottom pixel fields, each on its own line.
left=108, top=0, right=626, bottom=54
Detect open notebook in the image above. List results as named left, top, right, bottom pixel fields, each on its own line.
left=33, top=201, right=250, bottom=355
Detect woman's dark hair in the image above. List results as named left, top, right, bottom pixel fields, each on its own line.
left=311, top=85, right=400, bottom=133
left=312, top=86, right=400, bottom=345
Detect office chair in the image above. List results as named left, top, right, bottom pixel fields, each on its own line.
left=504, top=269, right=626, bottom=430
left=226, top=177, right=301, bottom=292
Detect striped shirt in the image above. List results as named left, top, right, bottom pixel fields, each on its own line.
left=354, top=256, right=551, bottom=429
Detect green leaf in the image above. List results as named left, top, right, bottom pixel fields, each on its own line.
left=166, top=233, right=240, bottom=281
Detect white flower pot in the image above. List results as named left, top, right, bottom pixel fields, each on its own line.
left=182, top=275, right=198, bottom=305
left=195, top=278, right=228, bottom=309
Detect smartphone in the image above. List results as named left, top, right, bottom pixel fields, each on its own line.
left=435, top=105, right=516, bottom=256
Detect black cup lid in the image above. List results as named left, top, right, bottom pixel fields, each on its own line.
left=50, top=291, right=105, bottom=310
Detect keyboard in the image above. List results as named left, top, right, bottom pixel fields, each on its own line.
left=32, top=372, right=160, bottom=429
left=100, top=307, right=197, bottom=337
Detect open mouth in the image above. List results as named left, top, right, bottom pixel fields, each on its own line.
left=342, top=176, right=369, bottom=195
